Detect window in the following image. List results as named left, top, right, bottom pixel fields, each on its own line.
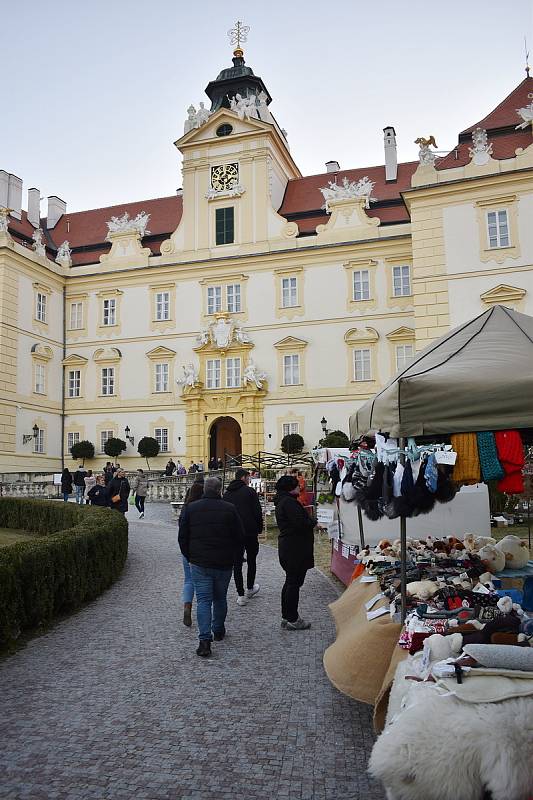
left=68, top=369, right=81, bottom=398
left=282, top=422, right=299, bottom=437
left=100, top=429, right=114, bottom=453
left=283, top=354, right=300, bottom=385
left=155, top=363, right=169, bottom=393
left=216, top=124, right=233, bottom=137
left=36, top=292, right=47, bottom=323
left=34, top=363, right=46, bottom=394
left=155, top=427, right=169, bottom=453
left=353, top=349, right=372, bottom=381
left=101, top=367, right=115, bottom=396
left=353, top=270, right=370, bottom=301
left=69, top=302, right=83, bottom=329
left=226, top=357, right=241, bottom=388
left=207, top=286, right=222, bottom=315
left=103, top=298, right=116, bottom=326
left=206, top=359, right=221, bottom=389
left=226, top=284, right=241, bottom=313
left=34, top=428, right=45, bottom=454
left=487, top=210, right=510, bottom=248
left=281, top=277, right=298, bottom=308
left=392, top=265, right=411, bottom=297
left=155, top=291, right=170, bottom=321
left=395, top=344, right=414, bottom=371
left=215, top=207, right=234, bottom=245
left=67, top=432, right=80, bottom=452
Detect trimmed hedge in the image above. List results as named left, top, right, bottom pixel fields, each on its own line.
left=0, top=498, right=128, bottom=650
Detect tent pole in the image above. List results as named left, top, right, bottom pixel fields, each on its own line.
left=357, top=504, right=366, bottom=549
left=399, top=437, right=407, bottom=622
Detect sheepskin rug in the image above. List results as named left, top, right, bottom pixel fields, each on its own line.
left=369, top=665, right=533, bottom=800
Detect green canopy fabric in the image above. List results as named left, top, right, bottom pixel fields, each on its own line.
left=350, top=305, right=533, bottom=438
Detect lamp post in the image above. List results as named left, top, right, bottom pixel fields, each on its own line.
left=23, top=424, right=39, bottom=445
left=320, top=416, right=329, bottom=436
left=125, top=426, right=135, bottom=446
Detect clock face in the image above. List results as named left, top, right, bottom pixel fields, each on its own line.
left=211, top=163, right=239, bottom=191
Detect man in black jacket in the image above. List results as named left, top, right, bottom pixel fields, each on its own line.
left=223, top=468, right=263, bottom=606
left=274, top=475, right=316, bottom=631
left=178, top=476, right=245, bottom=657
left=73, top=465, right=87, bottom=505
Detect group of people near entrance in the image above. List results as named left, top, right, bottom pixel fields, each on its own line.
left=60, top=463, right=148, bottom=517
left=178, top=469, right=316, bottom=657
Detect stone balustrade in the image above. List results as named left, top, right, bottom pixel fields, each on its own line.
left=0, top=482, right=55, bottom=498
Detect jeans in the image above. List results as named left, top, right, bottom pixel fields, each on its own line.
left=181, top=555, right=194, bottom=604
left=190, top=564, right=232, bottom=641
left=234, top=538, right=259, bottom=596
left=135, top=494, right=145, bottom=513
left=75, top=485, right=84, bottom=504
left=281, top=567, right=308, bottom=623
left=62, top=492, right=70, bottom=502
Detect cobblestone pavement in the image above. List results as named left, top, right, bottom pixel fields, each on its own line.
left=0, top=503, right=385, bottom=800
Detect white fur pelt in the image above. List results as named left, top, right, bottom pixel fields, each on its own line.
left=369, top=668, right=533, bottom=800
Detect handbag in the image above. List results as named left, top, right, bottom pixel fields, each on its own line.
left=111, top=480, right=124, bottom=504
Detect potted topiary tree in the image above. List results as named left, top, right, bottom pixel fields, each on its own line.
left=318, top=430, right=350, bottom=449
left=104, top=437, right=127, bottom=462
left=281, top=433, right=305, bottom=455
left=137, top=436, right=160, bottom=469
left=70, top=439, right=95, bottom=466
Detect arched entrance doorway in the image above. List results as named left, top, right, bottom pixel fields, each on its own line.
left=209, top=416, right=242, bottom=462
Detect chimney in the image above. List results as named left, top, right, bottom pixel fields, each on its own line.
left=47, top=195, right=66, bottom=229
left=27, top=188, right=41, bottom=228
left=325, top=160, right=340, bottom=173
left=7, top=173, right=22, bottom=219
left=383, top=126, right=398, bottom=182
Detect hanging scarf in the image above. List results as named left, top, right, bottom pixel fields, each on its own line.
left=476, top=431, right=504, bottom=482
left=451, top=432, right=481, bottom=485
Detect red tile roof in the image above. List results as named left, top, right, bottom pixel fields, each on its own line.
left=460, top=76, right=533, bottom=133
left=436, top=129, right=533, bottom=170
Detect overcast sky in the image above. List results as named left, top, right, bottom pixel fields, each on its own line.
left=2, top=0, right=533, bottom=212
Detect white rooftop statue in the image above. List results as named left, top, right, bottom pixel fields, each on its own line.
left=55, top=240, right=72, bottom=266
left=0, top=207, right=11, bottom=233
left=516, top=93, right=533, bottom=129
left=32, top=228, right=46, bottom=257
left=319, top=176, right=376, bottom=211
left=469, top=127, right=493, bottom=165
left=184, top=102, right=211, bottom=133
left=106, top=211, right=151, bottom=238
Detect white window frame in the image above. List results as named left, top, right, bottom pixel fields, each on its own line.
left=34, top=363, right=46, bottom=394
left=36, top=292, right=47, bottom=323
left=353, top=348, right=372, bottom=381
left=282, top=422, right=299, bottom=437
left=155, top=427, right=169, bottom=453
left=283, top=354, right=300, bottom=386
left=226, top=357, right=241, bottom=388
left=67, top=431, right=80, bottom=452
left=69, top=301, right=83, bottom=330
left=68, top=369, right=81, bottom=398
left=392, top=265, right=411, bottom=297
left=486, top=209, right=510, bottom=248
left=281, top=276, right=298, bottom=308
left=353, top=269, right=370, bottom=301
left=206, top=358, right=221, bottom=389
left=155, top=291, right=170, bottom=321
left=207, top=286, right=222, bottom=315
left=34, top=428, right=45, bottom=454
left=103, top=298, right=116, bottom=326
left=100, top=429, right=114, bottom=454
left=155, top=362, right=169, bottom=393
left=101, top=366, right=115, bottom=396
left=226, top=283, right=241, bottom=313
left=395, top=344, right=414, bottom=372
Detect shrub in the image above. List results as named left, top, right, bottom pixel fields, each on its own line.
left=0, top=498, right=128, bottom=650
left=104, top=437, right=127, bottom=459
left=70, top=439, right=95, bottom=464
left=281, top=433, right=305, bottom=454
left=318, top=430, right=350, bottom=449
left=137, top=436, right=160, bottom=469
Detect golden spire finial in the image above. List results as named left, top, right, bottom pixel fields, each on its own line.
left=228, top=20, right=250, bottom=58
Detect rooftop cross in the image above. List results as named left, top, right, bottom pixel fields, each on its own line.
left=228, top=20, right=250, bottom=56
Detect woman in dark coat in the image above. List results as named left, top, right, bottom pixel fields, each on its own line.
left=87, top=474, right=108, bottom=507
left=61, top=468, right=73, bottom=502
left=107, top=469, right=130, bottom=514
left=273, top=475, right=316, bottom=631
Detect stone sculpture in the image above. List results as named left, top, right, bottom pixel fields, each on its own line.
left=55, top=240, right=72, bottom=266
left=177, top=363, right=199, bottom=386
left=468, top=127, right=493, bottom=166
left=184, top=102, right=211, bottom=133
left=415, top=136, right=438, bottom=166
left=0, top=207, right=11, bottom=233
left=106, top=211, right=150, bottom=238
left=32, top=228, right=46, bottom=257
left=516, top=93, right=533, bottom=130
left=243, top=359, right=267, bottom=389
left=319, top=176, right=376, bottom=211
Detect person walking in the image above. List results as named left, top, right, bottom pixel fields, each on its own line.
left=73, top=464, right=87, bottom=504
left=107, top=468, right=130, bottom=514
left=103, top=462, right=114, bottom=486
left=274, top=475, right=316, bottom=631
left=84, top=469, right=96, bottom=504
left=178, top=479, right=204, bottom=627
left=165, top=458, right=176, bottom=477
left=131, top=468, right=148, bottom=518
left=223, top=468, right=263, bottom=606
left=178, top=476, right=245, bottom=657
left=61, top=468, right=73, bottom=502
left=87, top=474, right=108, bottom=506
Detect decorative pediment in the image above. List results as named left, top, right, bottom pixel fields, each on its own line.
left=31, top=343, right=53, bottom=361
left=344, top=327, right=379, bottom=345
left=386, top=326, right=416, bottom=342
left=62, top=353, right=88, bottom=367
left=146, top=346, right=176, bottom=361
left=273, top=336, right=308, bottom=351
left=93, top=347, right=122, bottom=363
left=176, top=108, right=273, bottom=147
left=480, top=284, right=526, bottom=305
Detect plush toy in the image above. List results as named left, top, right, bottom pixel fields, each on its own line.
left=463, top=533, right=477, bottom=552
left=495, top=535, right=530, bottom=570
left=475, top=536, right=496, bottom=549
left=425, top=632, right=463, bottom=661
left=477, top=544, right=506, bottom=573
left=406, top=580, right=439, bottom=601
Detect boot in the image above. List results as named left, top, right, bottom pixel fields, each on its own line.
left=196, top=640, right=211, bottom=657
left=183, top=602, right=192, bottom=627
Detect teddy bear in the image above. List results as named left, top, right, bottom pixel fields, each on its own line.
left=425, top=632, right=463, bottom=662
left=495, top=535, right=530, bottom=570
left=477, top=543, right=506, bottom=573
left=406, top=580, right=439, bottom=601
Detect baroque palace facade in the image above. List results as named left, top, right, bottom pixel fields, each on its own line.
left=1, top=44, right=533, bottom=472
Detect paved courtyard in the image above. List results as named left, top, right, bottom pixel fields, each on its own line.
left=0, top=504, right=384, bottom=800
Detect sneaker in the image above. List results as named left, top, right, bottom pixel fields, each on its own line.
left=236, top=595, right=248, bottom=606
left=196, top=640, right=212, bottom=657
left=246, top=583, right=260, bottom=598
left=183, top=602, right=192, bottom=627
left=213, top=627, right=226, bottom=642
left=139, top=512, right=144, bottom=519
left=285, top=617, right=311, bottom=631
left=281, top=619, right=288, bottom=629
